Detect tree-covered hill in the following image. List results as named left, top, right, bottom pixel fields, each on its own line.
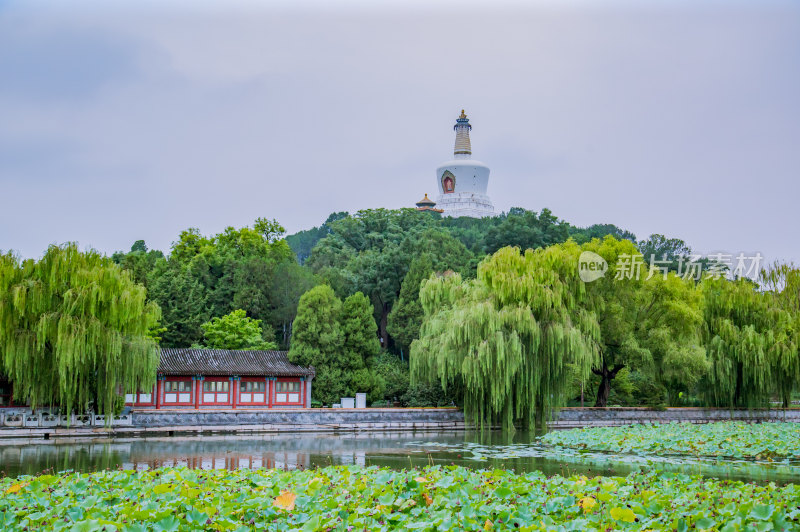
left=103, top=205, right=798, bottom=413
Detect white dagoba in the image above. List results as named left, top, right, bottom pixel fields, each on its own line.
left=435, top=110, right=495, bottom=218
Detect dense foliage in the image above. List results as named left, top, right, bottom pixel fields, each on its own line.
left=3, top=465, right=800, bottom=531
left=112, top=219, right=306, bottom=350
left=0, top=244, right=160, bottom=416
left=410, top=236, right=719, bottom=428
left=541, top=421, right=800, bottom=460
left=199, top=309, right=277, bottom=350
left=101, top=207, right=660, bottom=407
left=702, top=273, right=800, bottom=408
left=289, top=286, right=384, bottom=404
left=579, top=237, right=707, bottom=407
left=24, top=206, right=792, bottom=412
left=411, top=244, right=600, bottom=430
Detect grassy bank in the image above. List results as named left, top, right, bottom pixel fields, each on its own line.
left=2, top=465, right=800, bottom=530
left=541, top=421, right=800, bottom=460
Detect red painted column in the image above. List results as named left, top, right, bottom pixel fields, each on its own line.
left=194, top=377, right=200, bottom=410
left=232, top=378, right=237, bottom=410
left=155, top=379, right=162, bottom=410
left=267, top=378, right=273, bottom=409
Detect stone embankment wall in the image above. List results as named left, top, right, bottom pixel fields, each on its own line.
left=0, top=408, right=466, bottom=439
left=1, top=407, right=799, bottom=439
left=550, top=407, right=800, bottom=429
left=132, top=408, right=466, bottom=433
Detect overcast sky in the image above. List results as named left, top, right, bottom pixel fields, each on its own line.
left=1, top=0, right=798, bottom=264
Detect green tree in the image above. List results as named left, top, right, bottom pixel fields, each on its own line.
left=371, top=351, right=410, bottom=401
left=340, top=292, right=385, bottom=401
left=440, top=215, right=501, bottom=254
left=200, top=309, right=277, bottom=350
left=387, top=254, right=434, bottom=356
left=254, top=217, right=286, bottom=244
left=286, top=212, right=349, bottom=264
left=411, top=244, right=599, bottom=430
left=111, top=240, right=166, bottom=288
left=170, top=228, right=213, bottom=263
left=569, top=223, right=637, bottom=245
left=269, top=261, right=319, bottom=347
left=306, top=210, right=474, bottom=350
left=0, top=244, right=161, bottom=416
left=483, top=208, right=570, bottom=254
left=288, top=285, right=345, bottom=405
left=702, top=274, right=799, bottom=408
left=148, top=263, right=210, bottom=347
left=581, top=237, right=706, bottom=407
left=637, top=234, right=692, bottom=272
left=289, top=286, right=389, bottom=404
left=761, top=262, right=800, bottom=406
left=139, top=218, right=299, bottom=347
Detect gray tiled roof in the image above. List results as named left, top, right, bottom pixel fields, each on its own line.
left=158, top=348, right=315, bottom=377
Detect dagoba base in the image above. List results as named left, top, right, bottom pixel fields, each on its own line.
left=436, top=192, right=495, bottom=218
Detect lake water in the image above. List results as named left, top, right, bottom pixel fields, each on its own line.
left=1, top=430, right=798, bottom=484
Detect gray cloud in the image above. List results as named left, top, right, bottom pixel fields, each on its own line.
left=0, top=1, right=798, bottom=265
left=0, top=27, right=137, bottom=101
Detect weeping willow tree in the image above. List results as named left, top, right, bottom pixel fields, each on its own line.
left=410, top=243, right=599, bottom=431
left=760, top=263, right=800, bottom=407
left=580, top=237, right=707, bottom=407
left=0, top=244, right=161, bottom=416
left=702, top=270, right=800, bottom=408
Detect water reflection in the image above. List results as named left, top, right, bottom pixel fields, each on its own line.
left=1, top=430, right=798, bottom=485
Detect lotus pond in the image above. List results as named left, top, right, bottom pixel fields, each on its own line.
left=4, top=464, right=800, bottom=531
left=3, top=426, right=800, bottom=484
left=541, top=422, right=800, bottom=460
left=1, top=423, right=800, bottom=530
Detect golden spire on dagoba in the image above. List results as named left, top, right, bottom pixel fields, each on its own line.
left=453, top=109, right=472, bottom=157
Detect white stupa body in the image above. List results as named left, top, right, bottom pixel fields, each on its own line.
left=435, top=111, right=495, bottom=218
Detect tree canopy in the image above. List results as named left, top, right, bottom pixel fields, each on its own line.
left=63, top=206, right=799, bottom=416
left=200, top=309, right=277, bottom=351
left=702, top=273, right=800, bottom=408
left=580, top=237, right=707, bottom=406
left=411, top=236, right=720, bottom=429
left=0, top=244, right=161, bottom=416
left=411, top=243, right=600, bottom=430
left=114, top=219, right=304, bottom=349
left=289, top=286, right=386, bottom=404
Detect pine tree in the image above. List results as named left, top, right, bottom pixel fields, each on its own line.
left=387, top=254, right=433, bottom=355
left=341, top=292, right=385, bottom=401
left=0, top=244, right=161, bottom=416
left=147, top=263, right=209, bottom=347
left=288, top=285, right=344, bottom=405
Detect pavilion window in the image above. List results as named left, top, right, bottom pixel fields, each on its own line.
left=275, top=381, right=301, bottom=403
left=239, top=381, right=266, bottom=403
left=125, top=388, right=154, bottom=405
left=138, top=388, right=153, bottom=403
left=165, top=381, right=192, bottom=393
left=203, top=380, right=229, bottom=403
left=164, top=380, right=193, bottom=403
left=277, top=382, right=300, bottom=392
